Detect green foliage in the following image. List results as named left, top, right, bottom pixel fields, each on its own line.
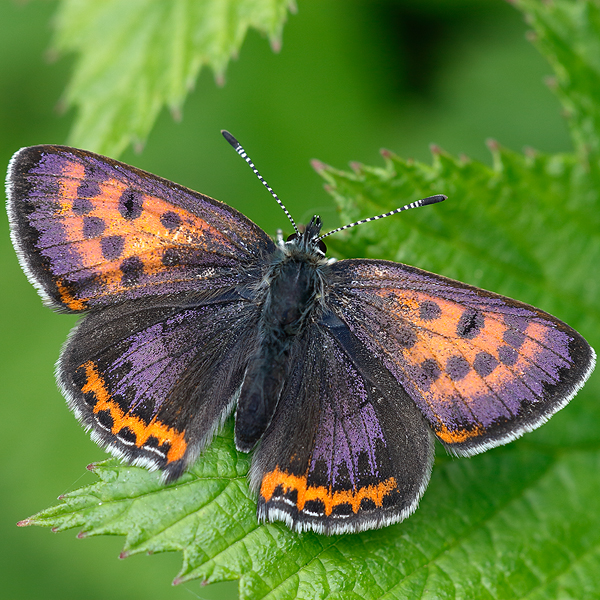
left=322, top=145, right=599, bottom=359
left=53, top=0, right=294, bottom=156
left=517, top=0, right=600, bottom=157
left=21, top=1, right=600, bottom=598
left=321, top=143, right=600, bottom=452
left=25, top=432, right=600, bottom=598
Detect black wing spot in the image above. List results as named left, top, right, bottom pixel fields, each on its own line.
left=303, top=499, right=326, bottom=516
left=382, top=489, right=401, bottom=509
left=420, top=300, right=442, bottom=321
left=394, top=326, right=417, bottom=348
left=83, top=392, right=97, bottom=408
left=359, top=497, right=377, bottom=511
left=498, top=345, right=518, bottom=366
left=118, top=188, right=143, bottom=220
left=110, top=393, right=131, bottom=414
left=117, top=427, right=137, bottom=445
left=457, top=308, right=484, bottom=339
left=83, top=216, right=106, bottom=238
left=72, top=195, right=94, bottom=215
left=101, top=235, right=125, bottom=260
left=160, top=211, right=182, bottom=231
left=503, top=329, right=525, bottom=349
left=331, top=503, right=353, bottom=517
left=120, top=256, right=144, bottom=286
left=421, top=358, right=441, bottom=384
left=96, top=410, right=114, bottom=430
left=473, top=351, right=499, bottom=377
left=447, top=355, right=471, bottom=381
left=161, top=247, right=180, bottom=266
left=76, top=181, right=101, bottom=200
left=284, top=488, right=299, bottom=504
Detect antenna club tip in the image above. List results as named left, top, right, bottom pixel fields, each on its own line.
left=221, top=130, right=239, bottom=148
left=423, top=194, right=447, bottom=206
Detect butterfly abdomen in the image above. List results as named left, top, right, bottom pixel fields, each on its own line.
left=234, top=251, right=327, bottom=452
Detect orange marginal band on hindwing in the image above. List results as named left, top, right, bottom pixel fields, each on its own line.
left=260, top=466, right=398, bottom=516
left=80, top=360, right=187, bottom=464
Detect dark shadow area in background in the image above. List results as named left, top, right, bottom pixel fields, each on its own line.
left=373, top=1, right=508, bottom=99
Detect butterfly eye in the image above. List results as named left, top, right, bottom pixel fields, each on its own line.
left=285, top=233, right=327, bottom=254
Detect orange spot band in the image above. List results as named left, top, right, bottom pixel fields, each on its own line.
left=81, top=361, right=187, bottom=463
left=260, top=466, right=397, bottom=516
left=435, top=422, right=484, bottom=444
left=56, top=279, right=87, bottom=311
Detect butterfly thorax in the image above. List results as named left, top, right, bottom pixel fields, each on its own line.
left=234, top=217, right=330, bottom=452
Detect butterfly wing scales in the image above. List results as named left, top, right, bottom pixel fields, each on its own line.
left=7, top=145, right=274, bottom=312
left=252, top=315, right=434, bottom=534
left=328, top=259, right=595, bottom=456
left=59, top=292, right=259, bottom=481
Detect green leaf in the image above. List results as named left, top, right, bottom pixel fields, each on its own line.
left=52, top=0, right=294, bottom=156
left=25, top=1, right=600, bottom=598
left=321, top=144, right=600, bottom=353
left=320, top=142, right=600, bottom=451
left=515, top=0, right=600, bottom=158
left=24, top=427, right=600, bottom=598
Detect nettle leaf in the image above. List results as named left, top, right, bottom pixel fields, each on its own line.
left=320, top=143, right=600, bottom=452
left=24, top=1, right=600, bottom=598
left=321, top=144, right=600, bottom=355
left=516, top=0, right=600, bottom=157
left=52, top=0, right=294, bottom=156
left=23, top=429, right=600, bottom=598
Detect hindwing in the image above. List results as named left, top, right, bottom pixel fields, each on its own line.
left=253, top=314, right=434, bottom=534
left=59, top=292, right=259, bottom=481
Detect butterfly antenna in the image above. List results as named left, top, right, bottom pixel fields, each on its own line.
left=317, top=194, right=447, bottom=241
left=222, top=130, right=300, bottom=235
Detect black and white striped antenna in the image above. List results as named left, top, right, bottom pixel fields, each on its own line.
left=222, top=130, right=300, bottom=235
left=222, top=130, right=446, bottom=241
left=317, top=194, right=447, bottom=241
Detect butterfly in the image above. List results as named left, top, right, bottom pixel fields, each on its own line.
left=6, top=131, right=595, bottom=535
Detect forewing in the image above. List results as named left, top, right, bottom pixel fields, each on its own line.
left=328, top=259, right=596, bottom=456
left=252, top=316, right=434, bottom=535
left=6, top=145, right=274, bottom=312
left=59, top=292, right=258, bottom=481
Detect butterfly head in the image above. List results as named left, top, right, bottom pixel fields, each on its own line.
left=285, top=216, right=327, bottom=256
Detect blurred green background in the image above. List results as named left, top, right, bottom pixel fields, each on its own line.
left=0, top=1, right=574, bottom=599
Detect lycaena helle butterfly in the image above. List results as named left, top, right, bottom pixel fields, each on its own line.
left=6, top=131, right=595, bottom=534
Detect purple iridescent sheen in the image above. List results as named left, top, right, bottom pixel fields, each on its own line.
left=329, top=260, right=582, bottom=437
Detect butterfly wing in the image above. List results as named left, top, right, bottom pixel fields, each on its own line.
left=7, top=145, right=274, bottom=481
left=252, top=314, right=434, bottom=534
left=327, top=259, right=595, bottom=456
left=59, top=291, right=259, bottom=481
left=7, top=145, right=274, bottom=311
